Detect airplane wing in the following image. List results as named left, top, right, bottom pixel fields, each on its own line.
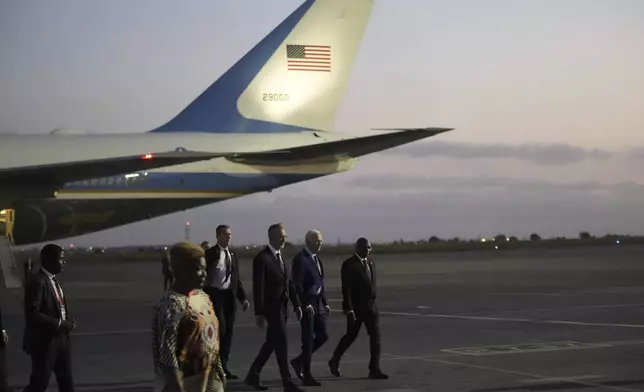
left=0, top=151, right=225, bottom=189
left=228, top=127, right=452, bottom=164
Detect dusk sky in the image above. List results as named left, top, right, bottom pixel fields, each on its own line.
left=1, top=0, right=644, bottom=246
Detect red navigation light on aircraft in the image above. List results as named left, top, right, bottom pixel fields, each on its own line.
left=142, top=154, right=154, bottom=160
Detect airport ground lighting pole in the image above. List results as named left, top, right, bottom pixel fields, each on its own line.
left=185, top=221, right=190, bottom=241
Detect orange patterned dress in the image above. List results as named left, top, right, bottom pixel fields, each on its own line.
left=152, top=289, right=225, bottom=392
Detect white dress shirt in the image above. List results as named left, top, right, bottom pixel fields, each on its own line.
left=268, top=244, right=285, bottom=272
left=208, top=246, right=232, bottom=290
left=356, top=254, right=371, bottom=280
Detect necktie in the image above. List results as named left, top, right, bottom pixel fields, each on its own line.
left=363, top=259, right=371, bottom=282
left=224, top=249, right=232, bottom=279
left=52, top=277, right=64, bottom=306
left=313, top=255, right=322, bottom=275
left=276, top=252, right=285, bottom=274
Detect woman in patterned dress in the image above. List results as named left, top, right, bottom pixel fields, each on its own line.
left=152, top=241, right=226, bottom=392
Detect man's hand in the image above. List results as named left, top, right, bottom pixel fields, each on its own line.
left=324, top=305, right=331, bottom=315
left=295, top=307, right=303, bottom=321
left=242, top=300, right=250, bottom=312
left=346, top=310, right=356, bottom=323
left=60, top=319, right=77, bottom=333
left=2, top=330, right=8, bottom=345
left=305, top=305, right=315, bottom=317
left=59, top=316, right=77, bottom=332
left=255, top=315, right=265, bottom=329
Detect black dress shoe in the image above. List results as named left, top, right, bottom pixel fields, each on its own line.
left=224, top=369, right=239, bottom=380
left=368, top=369, right=389, bottom=379
left=244, top=375, right=268, bottom=391
left=302, top=375, right=322, bottom=386
left=290, top=357, right=303, bottom=380
left=328, top=359, right=341, bottom=377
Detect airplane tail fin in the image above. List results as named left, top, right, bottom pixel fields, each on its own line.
left=150, top=0, right=375, bottom=134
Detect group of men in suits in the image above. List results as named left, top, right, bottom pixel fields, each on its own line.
left=6, top=222, right=387, bottom=392
left=242, top=223, right=389, bottom=392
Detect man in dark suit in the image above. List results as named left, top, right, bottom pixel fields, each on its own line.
left=245, top=223, right=304, bottom=392
left=0, top=305, right=8, bottom=392
left=329, top=237, right=388, bottom=380
left=23, top=244, right=77, bottom=392
left=204, top=224, right=249, bottom=379
left=290, top=230, right=330, bottom=386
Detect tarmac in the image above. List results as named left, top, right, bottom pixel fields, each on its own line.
left=2, top=244, right=644, bottom=391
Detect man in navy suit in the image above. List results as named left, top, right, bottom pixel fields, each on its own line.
left=290, top=230, right=330, bottom=386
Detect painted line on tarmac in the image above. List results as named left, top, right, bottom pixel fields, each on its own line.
left=379, top=310, right=644, bottom=329
left=521, top=375, right=603, bottom=383
left=459, top=302, right=644, bottom=316
left=492, top=292, right=578, bottom=297
left=381, top=353, right=641, bottom=392
left=73, top=311, right=644, bottom=337
left=441, top=341, right=613, bottom=356
left=74, top=329, right=150, bottom=337
left=73, top=318, right=350, bottom=336
left=440, top=339, right=644, bottom=356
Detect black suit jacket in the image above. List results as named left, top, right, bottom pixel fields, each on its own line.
left=22, top=269, right=71, bottom=354
left=291, top=249, right=327, bottom=313
left=252, top=246, right=300, bottom=320
left=204, top=244, right=247, bottom=307
left=341, top=254, right=377, bottom=315
left=0, top=305, right=4, bottom=349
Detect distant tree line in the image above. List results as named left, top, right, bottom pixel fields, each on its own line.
left=382, top=231, right=633, bottom=246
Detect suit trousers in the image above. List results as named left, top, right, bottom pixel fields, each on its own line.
left=248, top=313, right=291, bottom=382
left=0, top=347, right=8, bottom=392
left=298, top=310, right=328, bottom=375
left=207, top=288, right=236, bottom=367
left=23, top=334, right=74, bottom=392
left=331, top=308, right=381, bottom=370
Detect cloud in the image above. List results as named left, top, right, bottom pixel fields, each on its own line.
left=384, top=141, right=613, bottom=166
left=348, top=174, right=642, bottom=195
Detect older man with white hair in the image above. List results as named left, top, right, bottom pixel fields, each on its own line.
left=289, top=229, right=330, bottom=386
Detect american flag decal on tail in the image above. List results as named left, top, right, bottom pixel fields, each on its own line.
left=286, top=44, right=331, bottom=72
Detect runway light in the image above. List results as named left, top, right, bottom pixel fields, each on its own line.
left=616, top=240, right=620, bottom=244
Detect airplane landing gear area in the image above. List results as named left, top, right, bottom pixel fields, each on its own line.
left=0, top=209, right=22, bottom=290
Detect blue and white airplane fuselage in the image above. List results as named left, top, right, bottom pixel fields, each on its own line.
left=0, top=130, right=353, bottom=200
left=0, top=0, right=451, bottom=246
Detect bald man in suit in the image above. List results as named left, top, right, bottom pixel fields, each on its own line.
left=329, top=237, right=388, bottom=380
